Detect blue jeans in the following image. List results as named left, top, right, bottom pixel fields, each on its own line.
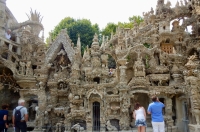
left=15, top=122, right=27, bottom=132
left=0, top=123, right=6, bottom=132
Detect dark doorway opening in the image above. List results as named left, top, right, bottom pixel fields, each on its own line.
left=93, top=102, right=100, bottom=131
left=159, top=98, right=165, bottom=115
left=110, top=119, right=120, bottom=130
left=93, top=77, right=100, bottom=84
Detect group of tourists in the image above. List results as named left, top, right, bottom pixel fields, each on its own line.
left=0, top=95, right=164, bottom=132
left=133, top=95, right=165, bottom=132
left=0, top=99, right=28, bottom=132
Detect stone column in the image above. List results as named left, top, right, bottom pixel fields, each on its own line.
left=19, top=89, right=25, bottom=99
left=0, top=0, right=6, bottom=37
left=0, top=39, right=4, bottom=46
left=176, top=96, right=185, bottom=131
left=165, top=97, right=173, bottom=126
left=17, top=47, right=21, bottom=55
left=37, top=89, right=46, bottom=111
left=23, top=99, right=30, bottom=113
left=9, top=43, right=12, bottom=51
left=119, top=65, right=127, bottom=82
left=117, top=59, right=127, bottom=84
left=16, top=33, right=20, bottom=43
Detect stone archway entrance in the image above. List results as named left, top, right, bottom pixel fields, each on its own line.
left=130, top=93, right=151, bottom=126
left=0, top=64, right=20, bottom=104
left=133, top=93, right=149, bottom=111
left=0, top=64, right=20, bottom=123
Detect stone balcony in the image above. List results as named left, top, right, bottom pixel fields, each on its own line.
left=0, top=36, right=21, bottom=55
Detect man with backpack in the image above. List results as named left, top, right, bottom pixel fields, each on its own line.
left=12, top=99, right=28, bottom=132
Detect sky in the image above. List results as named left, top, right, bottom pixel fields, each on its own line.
left=6, top=0, right=177, bottom=39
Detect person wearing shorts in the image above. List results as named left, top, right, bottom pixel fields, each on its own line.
left=133, top=102, right=147, bottom=132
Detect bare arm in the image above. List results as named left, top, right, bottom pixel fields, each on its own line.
left=133, top=111, right=136, bottom=119
left=147, top=105, right=151, bottom=114
left=3, top=115, right=8, bottom=128
left=24, top=114, right=28, bottom=122
left=3, top=115, right=7, bottom=121
left=12, top=115, right=15, bottom=126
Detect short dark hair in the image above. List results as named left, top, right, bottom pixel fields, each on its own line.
left=152, top=96, right=157, bottom=102
left=134, top=102, right=141, bottom=110
left=2, top=104, right=9, bottom=110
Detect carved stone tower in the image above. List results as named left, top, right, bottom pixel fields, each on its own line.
left=0, top=0, right=6, bottom=37
left=156, top=0, right=165, bottom=15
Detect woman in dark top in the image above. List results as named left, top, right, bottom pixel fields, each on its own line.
left=0, top=104, right=9, bottom=132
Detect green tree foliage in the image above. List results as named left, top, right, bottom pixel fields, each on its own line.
left=117, top=22, right=133, bottom=29
left=143, top=43, right=151, bottom=48
left=129, top=15, right=144, bottom=25
left=101, top=15, right=144, bottom=38
left=101, top=23, right=117, bottom=39
left=47, top=17, right=100, bottom=49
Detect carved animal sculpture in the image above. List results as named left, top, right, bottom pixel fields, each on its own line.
left=106, top=120, right=118, bottom=131
left=71, top=123, right=85, bottom=132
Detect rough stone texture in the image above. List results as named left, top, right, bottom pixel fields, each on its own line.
left=1, top=0, right=200, bottom=132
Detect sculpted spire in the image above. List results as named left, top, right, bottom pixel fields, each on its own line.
left=92, top=33, right=99, bottom=46
left=156, top=0, right=165, bottom=15
left=77, top=34, right=81, bottom=54
left=26, top=9, right=44, bottom=36
left=91, top=33, right=100, bottom=53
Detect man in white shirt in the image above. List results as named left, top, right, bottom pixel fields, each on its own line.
left=5, top=29, right=11, bottom=40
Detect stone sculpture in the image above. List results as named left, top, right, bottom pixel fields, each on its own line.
left=71, top=123, right=85, bottom=132
left=106, top=120, right=118, bottom=131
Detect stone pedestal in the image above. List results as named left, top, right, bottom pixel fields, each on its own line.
left=31, top=129, right=45, bottom=132
left=188, top=124, right=200, bottom=132
left=166, top=126, right=178, bottom=132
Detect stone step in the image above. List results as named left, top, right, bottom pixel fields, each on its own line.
left=7, top=127, right=173, bottom=132
left=131, top=127, right=153, bottom=132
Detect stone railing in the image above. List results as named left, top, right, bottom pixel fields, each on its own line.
left=0, top=36, right=21, bottom=55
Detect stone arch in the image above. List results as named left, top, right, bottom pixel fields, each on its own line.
left=87, top=89, right=103, bottom=99
left=45, top=31, right=75, bottom=64
left=108, top=119, right=120, bottom=131
left=131, top=92, right=149, bottom=111
left=0, top=64, right=20, bottom=114
left=23, top=93, right=38, bottom=121
left=187, top=47, right=198, bottom=56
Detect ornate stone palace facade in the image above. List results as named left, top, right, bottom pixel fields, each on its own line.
left=1, top=0, right=200, bottom=131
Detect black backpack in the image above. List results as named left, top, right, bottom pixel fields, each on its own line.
left=14, top=107, right=24, bottom=122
